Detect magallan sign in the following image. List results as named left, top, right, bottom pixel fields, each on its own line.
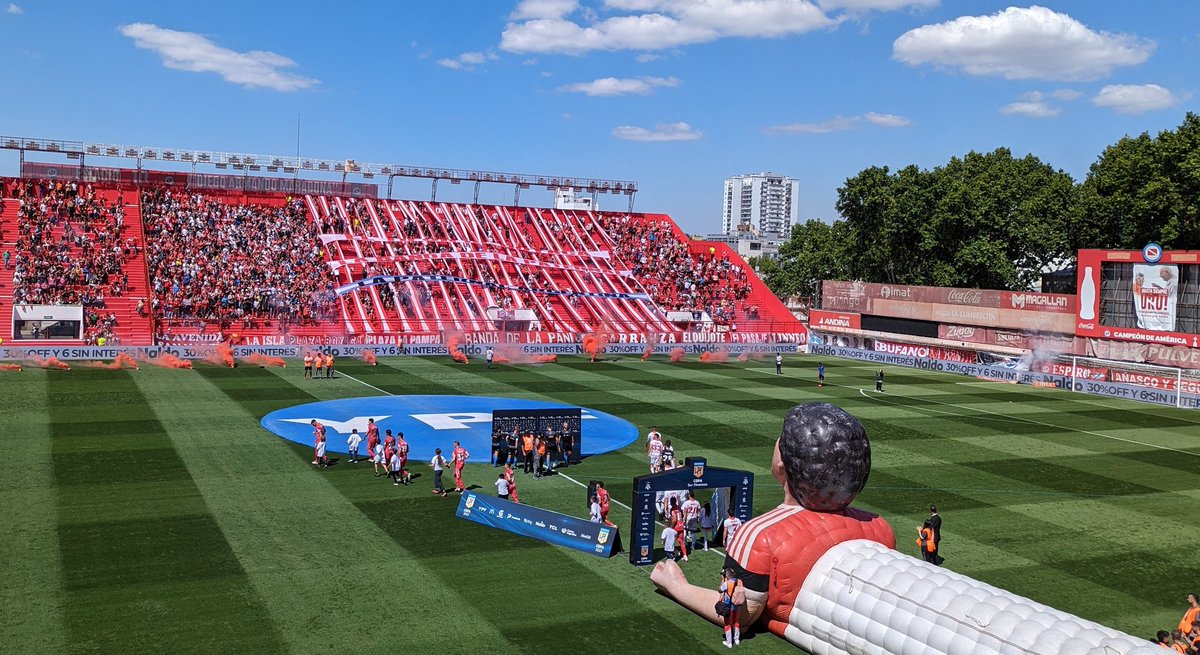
left=261, top=395, right=638, bottom=460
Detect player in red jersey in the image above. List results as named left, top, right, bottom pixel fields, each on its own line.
left=451, top=441, right=470, bottom=492
left=668, top=496, right=689, bottom=561
left=504, top=462, right=519, bottom=504
left=366, top=419, right=381, bottom=475
left=595, top=480, right=614, bottom=527
left=309, top=420, right=325, bottom=465
left=396, top=432, right=411, bottom=485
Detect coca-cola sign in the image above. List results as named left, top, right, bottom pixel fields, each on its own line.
left=947, top=289, right=984, bottom=305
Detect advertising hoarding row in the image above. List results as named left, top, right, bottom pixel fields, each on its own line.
left=822, top=281, right=1076, bottom=333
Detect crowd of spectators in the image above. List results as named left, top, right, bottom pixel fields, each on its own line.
left=5, top=178, right=135, bottom=344
left=142, top=189, right=338, bottom=336
left=595, top=213, right=753, bottom=325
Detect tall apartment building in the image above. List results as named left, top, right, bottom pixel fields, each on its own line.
left=721, top=173, right=799, bottom=235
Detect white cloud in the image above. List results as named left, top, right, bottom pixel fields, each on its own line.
left=1000, top=101, right=1059, bottom=117
left=511, top=0, right=579, bottom=19
left=636, top=52, right=663, bottom=63
left=1092, top=84, right=1182, bottom=114
left=1052, top=88, right=1082, bottom=101
left=501, top=0, right=838, bottom=55
left=6, top=3, right=22, bottom=14
left=863, top=111, right=910, bottom=127
left=893, top=6, right=1155, bottom=81
left=816, top=0, right=936, bottom=11
left=612, top=121, right=702, bottom=141
left=559, top=75, right=680, bottom=96
left=765, top=112, right=911, bottom=134
left=118, top=23, right=317, bottom=91
left=438, top=51, right=496, bottom=71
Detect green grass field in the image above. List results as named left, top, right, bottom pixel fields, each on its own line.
left=3, top=354, right=1198, bottom=654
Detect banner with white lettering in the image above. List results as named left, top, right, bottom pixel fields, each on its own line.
left=1132, top=264, right=1179, bottom=331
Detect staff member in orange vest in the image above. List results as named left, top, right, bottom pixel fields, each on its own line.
left=916, top=520, right=936, bottom=564
left=314, top=352, right=325, bottom=379
left=535, top=435, right=548, bottom=479
left=521, top=433, right=536, bottom=475
left=325, top=352, right=336, bottom=379
left=1179, top=593, right=1200, bottom=635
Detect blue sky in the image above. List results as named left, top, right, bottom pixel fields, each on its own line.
left=1, top=1, right=1197, bottom=234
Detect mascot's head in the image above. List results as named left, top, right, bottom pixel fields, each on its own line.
left=776, top=403, right=871, bottom=512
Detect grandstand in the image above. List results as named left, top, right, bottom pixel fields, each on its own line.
left=2, top=171, right=798, bottom=347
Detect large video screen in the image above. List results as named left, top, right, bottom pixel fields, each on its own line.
left=1099, top=262, right=1200, bottom=335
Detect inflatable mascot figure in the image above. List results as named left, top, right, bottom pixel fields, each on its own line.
left=651, top=402, right=1161, bottom=655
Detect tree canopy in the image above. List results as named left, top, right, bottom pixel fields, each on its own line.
left=762, top=112, right=1200, bottom=296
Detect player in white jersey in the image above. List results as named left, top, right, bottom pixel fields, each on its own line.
left=681, top=492, right=702, bottom=551
left=721, top=508, right=742, bottom=548
left=647, top=434, right=665, bottom=473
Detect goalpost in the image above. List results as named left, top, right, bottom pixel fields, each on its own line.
left=1067, top=355, right=1200, bottom=409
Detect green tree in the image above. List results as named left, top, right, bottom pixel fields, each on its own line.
left=757, top=219, right=850, bottom=298
left=1075, top=112, right=1200, bottom=250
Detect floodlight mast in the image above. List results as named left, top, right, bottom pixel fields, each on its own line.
left=0, top=135, right=639, bottom=211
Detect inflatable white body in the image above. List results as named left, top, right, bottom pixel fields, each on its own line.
left=787, top=540, right=1160, bottom=655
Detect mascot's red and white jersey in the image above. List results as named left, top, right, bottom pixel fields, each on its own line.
left=724, top=504, right=894, bottom=639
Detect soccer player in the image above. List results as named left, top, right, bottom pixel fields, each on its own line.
left=595, top=480, right=613, bottom=527
left=647, top=431, right=665, bottom=473
left=681, top=491, right=702, bottom=552
left=430, top=448, right=448, bottom=496
left=775, top=353, right=782, bottom=375
left=347, top=428, right=362, bottom=463
left=504, top=463, right=519, bottom=504
left=668, top=496, right=689, bottom=562
left=818, top=362, right=825, bottom=387
left=451, top=441, right=470, bottom=492
left=303, top=353, right=313, bottom=379
left=721, top=509, right=742, bottom=548
left=366, top=418, right=380, bottom=462
left=309, top=420, right=325, bottom=466
left=396, top=432, right=411, bottom=484
left=662, top=440, right=675, bottom=468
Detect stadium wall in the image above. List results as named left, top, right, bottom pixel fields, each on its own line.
left=809, top=336, right=1200, bottom=409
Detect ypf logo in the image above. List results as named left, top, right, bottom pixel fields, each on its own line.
left=1142, top=242, right=1163, bottom=264
left=260, top=394, right=638, bottom=461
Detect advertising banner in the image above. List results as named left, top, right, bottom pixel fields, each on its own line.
left=1132, top=264, right=1179, bottom=331
left=808, top=310, right=861, bottom=330
left=455, top=492, right=619, bottom=558
left=809, top=340, right=1200, bottom=409
left=826, top=281, right=1077, bottom=333
left=1087, top=338, right=1200, bottom=369
left=873, top=339, right=976, bottom=364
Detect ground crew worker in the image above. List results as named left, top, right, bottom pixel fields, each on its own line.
left=917, top=520, right=936, bottom=564
left=521, top=432, right=535, bottom=474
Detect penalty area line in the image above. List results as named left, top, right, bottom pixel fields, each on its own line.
left=857, top=388, right=1200, bottom=459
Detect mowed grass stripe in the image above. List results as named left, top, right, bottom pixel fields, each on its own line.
left=276, top=359, right=752, bottom=654
left=180, top=364, right=515, bottom=653
left=0, top=369, right=69, bottom=653
left=46, top=368, right=285, bottom=654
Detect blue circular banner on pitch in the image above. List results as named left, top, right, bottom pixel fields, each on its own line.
left=260, top=395, right=638, bottom=461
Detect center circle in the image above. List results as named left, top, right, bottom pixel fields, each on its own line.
left=260, top=394, right=639, bottom=461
